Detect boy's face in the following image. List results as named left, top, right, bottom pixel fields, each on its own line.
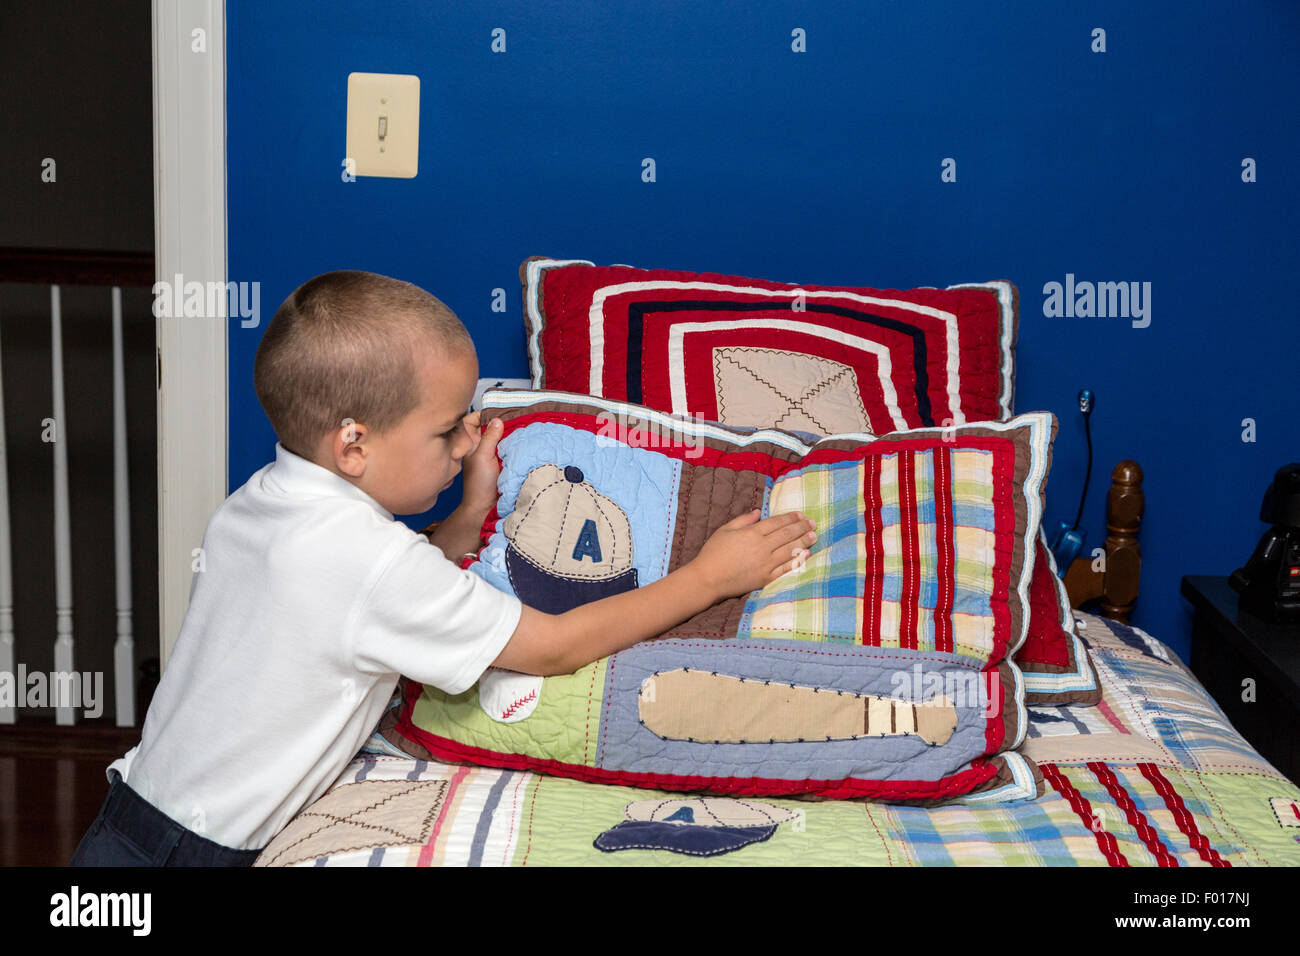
left=351, top=344, right=479, bottom=516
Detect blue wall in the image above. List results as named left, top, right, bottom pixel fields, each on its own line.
left=226, top=1, right=1299, bottom=661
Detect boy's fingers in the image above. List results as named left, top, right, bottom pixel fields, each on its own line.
left=720, top=509, right=762, bottom=530
left=470, top=418, right=504, bottom=455
left=772, top=542, right=810, bottom=569
left=769, top=548, right=810, bottom=580
left=768, top=521, right=817, bottom=551
left=463, top=410, right=483, bottom=432
left=758, top=511, right=814, bottom=535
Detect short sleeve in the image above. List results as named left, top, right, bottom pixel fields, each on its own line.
left=352, top=531, right=523, bottom=695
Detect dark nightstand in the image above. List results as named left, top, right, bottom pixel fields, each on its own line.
left=1181, top=575, right=1300, bottom=786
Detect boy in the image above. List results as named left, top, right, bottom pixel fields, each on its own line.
left=70, top=270, right=816, bottom=866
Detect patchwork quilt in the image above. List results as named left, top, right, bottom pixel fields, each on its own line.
left=254, top=612, right=1300, bottom=866
left=383, top=389, right=1057, bottom=804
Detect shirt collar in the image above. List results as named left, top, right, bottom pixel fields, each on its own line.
left=261, top=442, right=394, bottom=521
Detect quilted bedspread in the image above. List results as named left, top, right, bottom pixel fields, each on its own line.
left=255, top=611, right=1300, bottom=866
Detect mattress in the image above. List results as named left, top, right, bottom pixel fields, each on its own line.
left=254, top=611, right=1300, bottom=866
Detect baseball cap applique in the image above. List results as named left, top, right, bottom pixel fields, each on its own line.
left=503, top=463, right=639, bottom=614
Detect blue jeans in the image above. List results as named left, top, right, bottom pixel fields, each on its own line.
left=69, top=771, right=263, bottom=867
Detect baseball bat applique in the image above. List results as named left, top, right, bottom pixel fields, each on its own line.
left=638, top=669, right=958, bottom=746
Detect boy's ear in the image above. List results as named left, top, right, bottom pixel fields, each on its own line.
left=332, top=420, right=370, bottom=478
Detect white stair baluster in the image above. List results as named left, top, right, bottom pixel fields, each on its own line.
left=111, top=287, right=135, bottom=727
left=51, top=285, right=75, bottom=725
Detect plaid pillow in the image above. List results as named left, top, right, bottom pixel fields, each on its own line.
left=385, top=391, right=1055, bottom=804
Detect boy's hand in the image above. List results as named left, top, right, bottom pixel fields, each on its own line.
left=458, top=413, right=504, bottom=516
left=689, top=510, right=817, bottom=604
left=498, top=509, right=820, bottom=677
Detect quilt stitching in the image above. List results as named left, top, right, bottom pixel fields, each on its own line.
left=520, top=775, right=542, bottom=866
left=1086, top=762, right=1180, bottom=866
left=506, top=542, right=615, bottom=584
left=503, top=773, right=526, bottom=866
left=549, top=483, right=577, bottom=567
left=259, top=780, right=447, bottom=867
left=1184, top=766, right=1262, bottom=866
left=713, top=349, right=865, bottom=437
left=1041, top=763, right=1129, bottom=865
left=1269, top=796, right=1300, bottom=828
left=1086, top=650, right=1139, bottom=733
left=1101, top=653, right=1260, bottom=770
left=598, top=653, right=617, bottom=767
left=1096, top=654, right=1179, bottom=765
left=713, top=354, right=731, bottom=423
left=583, top=658, right=600, bottom=766
left=636, top=667, right=958, bottom=746
left=1137, top=763, right=1233, bottom=866
left=670, top=457, right=695, bottom=567
left=659, top=457, right=681, bottom=580
left=862, top=803, right=902, bottom=867
left=510, top=474, right=568, bottom=537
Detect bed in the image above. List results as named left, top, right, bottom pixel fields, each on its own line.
left=254, top=475, right=1300, bottom=867
left=255, top=259, right=1300, bottom=867
left=257, top=618, right=1300, bottom=866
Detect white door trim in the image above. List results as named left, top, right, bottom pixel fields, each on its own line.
left=153, top=0, right=227, bottom=669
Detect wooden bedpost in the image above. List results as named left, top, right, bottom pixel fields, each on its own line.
left=1063, top=460, right=1144, bottom=623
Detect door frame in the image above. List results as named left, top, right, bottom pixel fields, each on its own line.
left=153, top=0, right=227, bottom=668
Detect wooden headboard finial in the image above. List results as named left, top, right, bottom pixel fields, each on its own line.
left=1100, top=460, right=1143, bottom=621
left=1064, top=459, right=1145, bottom=623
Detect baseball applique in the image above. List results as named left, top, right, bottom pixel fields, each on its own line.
left=478, top=667, right=543, bottom=724
left=638, top=669, right=959, bottom=746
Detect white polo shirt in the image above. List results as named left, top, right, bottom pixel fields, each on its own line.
left=108, top=442, right=522, bottom=850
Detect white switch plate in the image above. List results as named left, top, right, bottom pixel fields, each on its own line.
left=346, top=72, right=420, bottom=178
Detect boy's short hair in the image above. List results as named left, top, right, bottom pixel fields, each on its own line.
left=254, top=270, right=474, bottom=459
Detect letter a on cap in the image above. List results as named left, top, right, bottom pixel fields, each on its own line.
left=571, top=519, right=603, bottom=563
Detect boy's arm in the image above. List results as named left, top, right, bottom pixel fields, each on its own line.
left=425, top=504, right=489, bottom=561
left=492, top=510, right=817, bottom=676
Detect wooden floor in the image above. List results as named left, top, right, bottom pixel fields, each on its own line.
left=0, top=720, right=140, bottom=866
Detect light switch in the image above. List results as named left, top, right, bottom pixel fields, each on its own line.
left=346, top=72, right=419, bottom=178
